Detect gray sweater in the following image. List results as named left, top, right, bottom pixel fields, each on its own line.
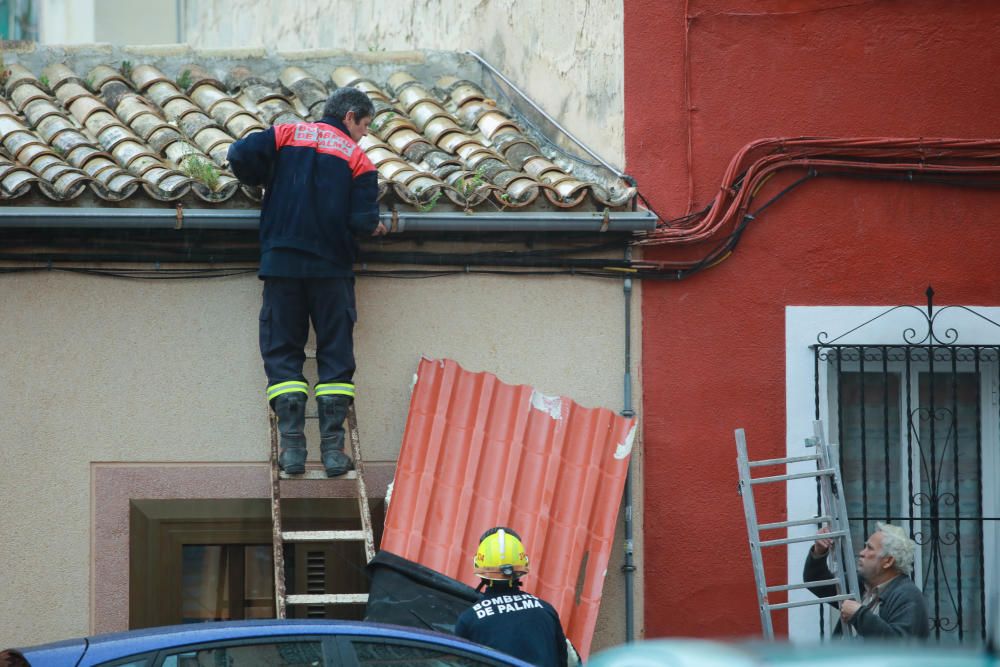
left=804, top=551, right=930, bottom=639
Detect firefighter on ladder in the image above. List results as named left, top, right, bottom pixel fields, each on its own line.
left=227, top=87, right=387, bottom=477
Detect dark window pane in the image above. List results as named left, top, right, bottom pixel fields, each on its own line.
left=352, top=640, right=497, bottom=666
left=160, top=641, right=323, bottom=667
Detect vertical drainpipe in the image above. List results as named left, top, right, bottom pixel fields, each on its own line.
left=622, top=246, right=636, bottom=642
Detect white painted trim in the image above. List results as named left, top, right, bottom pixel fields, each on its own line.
left=785, top=305, right=1000, bottom=641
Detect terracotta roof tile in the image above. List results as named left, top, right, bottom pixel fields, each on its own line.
left=1, top=52, right=634, bottom=214
left=381, top=357, right=637, bottom=658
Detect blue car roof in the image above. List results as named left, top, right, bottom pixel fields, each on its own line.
left=16, top=620, right=531, bottom=666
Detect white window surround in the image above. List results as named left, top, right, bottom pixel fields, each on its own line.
left=785, top=305, right=1000, bottom=641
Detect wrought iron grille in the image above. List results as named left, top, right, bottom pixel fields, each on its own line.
left=811, top=288, right=1000, bottom=642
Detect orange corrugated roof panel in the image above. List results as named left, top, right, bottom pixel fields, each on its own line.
left=381, top=357, right=637, bottom=658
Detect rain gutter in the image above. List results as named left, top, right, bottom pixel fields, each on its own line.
left=0, top=207, right=657, bottom=232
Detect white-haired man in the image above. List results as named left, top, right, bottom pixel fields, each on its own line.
left=805, top=522, right=929, bottom=638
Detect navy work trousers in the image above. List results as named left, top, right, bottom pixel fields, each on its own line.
left=259, top=277, right=357, bottom=386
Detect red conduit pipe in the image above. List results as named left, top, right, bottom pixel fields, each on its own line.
left=636, top=137, right=1000, bottom=247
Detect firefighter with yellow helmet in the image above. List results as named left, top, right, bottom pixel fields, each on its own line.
left=455, top=527, right=568, bottom=667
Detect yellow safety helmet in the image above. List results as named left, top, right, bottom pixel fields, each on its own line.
left=473, top=526, right=530, bottom=580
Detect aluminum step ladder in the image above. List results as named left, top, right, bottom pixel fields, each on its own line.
left=735, top=420, right=860, bottom=639
left=268, top=400, right=377, bottom=619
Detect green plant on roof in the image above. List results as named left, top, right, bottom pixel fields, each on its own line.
left=38, top=74, right=49, bottom=88
left=176, top=69, right=192, bottom=90
left=182, top=156, right=220, bottom=190
left=417, top=189, right=442, bottom=213
left=457, top=165, right=489, bottom=197
left=121, top=60, right=133, bottom=78
left=370, top=111, right=396, bottom=134
left=367, top=44, right=385, bottom=52
left=84, top=73, right=95, bottom=89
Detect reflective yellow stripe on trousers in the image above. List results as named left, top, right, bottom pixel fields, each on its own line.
left=267, top=380, right=309, bottom=401
left=314, top=382, right=355, bottom=398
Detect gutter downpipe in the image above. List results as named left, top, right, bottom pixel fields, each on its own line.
left=622, top=245, right=636, bottom=642
left=0, top=207, right=657, bottom=232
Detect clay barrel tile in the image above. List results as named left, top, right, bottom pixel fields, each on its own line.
left=409, top=101, right=450, bottom=131
left=10, top=83, right=54, bottom=113
left=15, top=141, right=59, bottom=166
left=3, top=64, right=38, bottom=93
left=161, top=97, right=200, bottom=120
left=400, top=140, right=435, bottom=164
left=53, top=81, right=92, bottom=107
left=147, top=125, right=183, bottom=153
left=0, top=166, right=39, bottom=197
left=0, top=114, right=25, bottom=136
left=97, top=124, right=138, bottom=152
left=68, top=96, right=107, bottom=126
left=129, top=112, right=170, bottom=141
left=279, top=67, right=328, bottom=111
left=330, top=66, right=365, bottom=88
left=165, top=141, right=202, bottom=165
left=50, top=129, right=92, bottom=156
left=388, top=129, right=427, bottom=155
left=225, top=112, right=266, bottom=138
left=193, top=127, right=232, bottom=155
left=446, top=81, right=487, bottom=108
left=64, top=143, right=103, bottom=167
left=146, top=80, right=186, bottom=107
left=189, top=83, right=229, bottom=112
left=437, top=131, right=477, bottom=155
left=366, top=146, right=402, bottom=167
left=130, top=64, right=169, bottom=92
left=208, top=100, right=247, bottom=125
left=82, top=109, right=120, bottom=136
left=87, top=64, right=127, bottom=90
left=42, top=63, right=82, bottom=91
left=175, top=64, right=223, bottom=93
left=475, top=111, right=519, bottom=139
left=503, top=178, right=541, bottom=205
left=115, top=94, right=160, bottom=125
left=397, top=84, right=436, bottom=112
left=423, top=116, right=462, bottom=144
left=377, top=159, right=414, bottom=181
left=2, top=129, right=42, bottom=159
left=386, top=71, right=418, bottom=96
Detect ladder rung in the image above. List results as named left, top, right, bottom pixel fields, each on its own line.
left=768, top=593, right=854, bottom=611
left=749, top=454, right=821, bottom=467
left=767, top=578, right=839, bottom=593
left=759, top=530, right=846, bottom=547
left=750, top=468, right=835, bottom=485
left=279, top=470, right=358, bottom=480
left=281, top=530, right=367, bottom=542
left=286, top=593, right=368, bottom=605
left=759, top=516, right=831, bottom=531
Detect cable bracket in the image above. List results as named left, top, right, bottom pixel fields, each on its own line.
left=174, top=203, right=184, bottom=230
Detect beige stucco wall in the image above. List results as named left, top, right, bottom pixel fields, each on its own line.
left=0, top=266, right=642, bottom=650
left=180, top=0, right=624, bottom=167
left=8, top=0, right=636, bottom=652
left=38, top=0, right=179, bottom=45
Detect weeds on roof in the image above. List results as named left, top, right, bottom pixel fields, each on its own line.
left=121, top=60, right=133, bottom=78
left=176, top=69, right=192, bottom=90
left=38, top=74, right=49, bottom=89
left=182, top=156, right=220, bottom=190
left=417, top=189, right=442, bottom=213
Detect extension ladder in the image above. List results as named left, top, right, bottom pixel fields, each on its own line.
left=734, top=420, right=860, bottom=639
left=268, top=398, right=377, bottom=619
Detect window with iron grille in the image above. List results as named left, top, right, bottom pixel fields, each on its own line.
left=786, top=292, right=1000, bottom=642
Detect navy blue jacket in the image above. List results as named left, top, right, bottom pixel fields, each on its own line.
left=227, top=117, right=380, bottom=277
left=455, top=583, right=568, bottom=667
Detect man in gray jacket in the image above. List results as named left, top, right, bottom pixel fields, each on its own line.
left=805, top=522, right=929, bottom=639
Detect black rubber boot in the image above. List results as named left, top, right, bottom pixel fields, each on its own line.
left=272, top=392, right=307, bottom=474
left=317, top=394, right=355, bottom=477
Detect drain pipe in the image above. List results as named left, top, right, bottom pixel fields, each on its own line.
left=621, top=246, right=636, bottom=642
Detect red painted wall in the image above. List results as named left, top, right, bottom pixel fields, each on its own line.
left=626, top=0, right=1000, bottom=638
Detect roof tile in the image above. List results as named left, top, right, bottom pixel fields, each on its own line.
left=1, top=52, right=634, bottom=216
